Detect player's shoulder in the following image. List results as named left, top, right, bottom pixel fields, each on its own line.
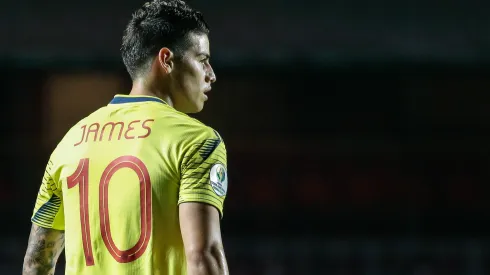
left=51, top=106, right=109, bottom=155
left=154, top=108, right=224, bottom=142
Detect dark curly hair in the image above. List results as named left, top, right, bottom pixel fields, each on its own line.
left=121, top=0, right=210, bottom=79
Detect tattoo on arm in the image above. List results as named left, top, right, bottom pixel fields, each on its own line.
left=23, top=224, right=65, bottom=275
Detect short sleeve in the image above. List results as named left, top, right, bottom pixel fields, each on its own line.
left=178, top=129, right=228, bottom=218
left=31, top=156, right=65, bottom=230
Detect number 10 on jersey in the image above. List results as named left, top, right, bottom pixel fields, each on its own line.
left=67, top=156, right=152, bottom=265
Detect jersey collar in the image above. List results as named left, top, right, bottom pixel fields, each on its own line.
left=109, top=95, right=167, bottom=105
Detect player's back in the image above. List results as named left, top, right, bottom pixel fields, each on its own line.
left=48, top=95, right=224, bottom=274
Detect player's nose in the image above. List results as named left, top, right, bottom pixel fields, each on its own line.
left=206, top=67, right=216, bottom=83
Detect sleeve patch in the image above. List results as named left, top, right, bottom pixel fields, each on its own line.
left=209, top=163, right=227, bottom=196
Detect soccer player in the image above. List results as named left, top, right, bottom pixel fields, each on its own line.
left=22, top=1, right=229, bottom=274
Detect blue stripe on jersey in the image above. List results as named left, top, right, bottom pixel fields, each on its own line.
left=109, top=95, right=167, bottom=105
left=198, top=138, right=221, bottom=160
left=32, top=195, right=62, bottom=226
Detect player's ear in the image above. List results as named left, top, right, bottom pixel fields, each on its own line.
left=158, top=48, right=174, bottom=74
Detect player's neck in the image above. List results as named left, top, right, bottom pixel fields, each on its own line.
left=129, top=79, right=174, bottom=107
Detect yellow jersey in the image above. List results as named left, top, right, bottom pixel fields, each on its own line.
left=30, top=95, right=228, bottom=275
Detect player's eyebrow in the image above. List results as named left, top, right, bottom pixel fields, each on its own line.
left=197, top=52, right=210, bottom=59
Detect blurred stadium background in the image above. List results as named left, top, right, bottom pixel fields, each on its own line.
left=2, top=0, right=490, bottom=274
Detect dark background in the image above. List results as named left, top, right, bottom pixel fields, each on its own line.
left=2, top=0, right=490, bottom=274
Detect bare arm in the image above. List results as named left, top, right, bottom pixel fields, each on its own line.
left=180, top=203, right=229, bottom=275
left=23, top=224, right=65, bottom=275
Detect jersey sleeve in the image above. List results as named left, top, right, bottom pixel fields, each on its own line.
left=31, top=155, right=65, bottom=230
left=178, top=128, right=228, bottom=217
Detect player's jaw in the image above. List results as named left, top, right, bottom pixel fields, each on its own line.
left=177, top=72, right=213, bottom=113
left=171, top=84, right=210, bottom=113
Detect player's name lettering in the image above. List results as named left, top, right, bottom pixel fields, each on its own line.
left=74, top=119, right=154, bottom=146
